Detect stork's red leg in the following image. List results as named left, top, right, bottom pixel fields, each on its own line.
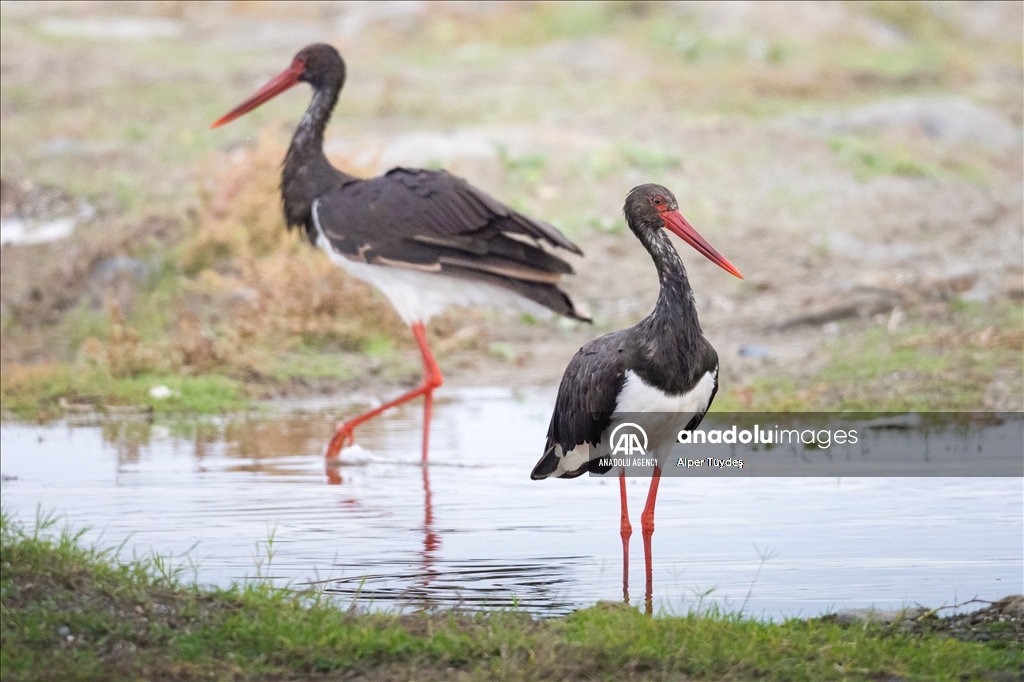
left=326, top=322, right=443, bottom=461
left=412, top=321, right=443, bottom=461
left=421, top=381, right=434, bottom=462
left=619, top=469, right=632, bottom=604
left=641, top=464, right=662, bottom=615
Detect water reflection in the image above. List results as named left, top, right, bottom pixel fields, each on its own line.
left=420, top=463, right=440, bottom=594
left=2, top=390, right=1022, bottom=617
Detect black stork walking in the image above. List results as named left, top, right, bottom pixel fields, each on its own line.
left=530, top=184, right=742, bottom=612
left=212, top=44, right=589, bottom=462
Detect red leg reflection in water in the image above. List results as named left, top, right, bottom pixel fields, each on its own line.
left=419, top=463, right=440, bottom=594
left=619, top=470, right=632, bottom=604
left=641, top=465, right=662, bottom=616
left=324, top=413, right=441, bottom=606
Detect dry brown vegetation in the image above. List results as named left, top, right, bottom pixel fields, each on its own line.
left=174, top=136, right=406, bottom=367
left=5, top=136, right=411, bottom=384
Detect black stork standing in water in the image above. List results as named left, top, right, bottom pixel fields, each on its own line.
left=531, top=184, right=742, bottom=613
left=212, top=44, right=589, bottom=462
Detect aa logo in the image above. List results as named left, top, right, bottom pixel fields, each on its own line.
left=609, top=422, right=648, bottom=456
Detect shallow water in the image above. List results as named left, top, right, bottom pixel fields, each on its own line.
left=2, top=387, right=1021, bottom=618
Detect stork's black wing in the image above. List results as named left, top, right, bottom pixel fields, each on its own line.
left=530, top=332, right=628, bottom=480
left=311, top=168, right=589, bottom=320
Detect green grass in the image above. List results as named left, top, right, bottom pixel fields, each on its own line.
left=618, top=143, right=682, bottom=176
left=0, top=365, right=248, bottom=419
left=826, top=133, right=992, bottom=184
left=714, top=302, right=1024, bottom=412
left=496, top=144, right=548, bottom=187
left=2, top=509, right=1019, bottom=681
left=829, top=135, right=936, bottom=180
left=263, top=349, right=355, bottom=384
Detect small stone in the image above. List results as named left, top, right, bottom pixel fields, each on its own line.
left=886, top=308, right=904, bottom=334
left=834, top=606, right=926, bottom=626
left=90, top=256, right=149, bottom=285
left=993, top=594, right=1024, bottom=618
left=739, top=345, right=769, bottom=358
left=148, top=385, right=179, bottom=400
left=57, top=626, right=70, bottom=637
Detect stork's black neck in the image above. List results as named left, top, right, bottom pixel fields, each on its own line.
left=626, top=224, right=712, bottom=392
left=290, top=86, right=338, bottom=158
left=281, top=81, right=354, bottom=236
left=638, top=226, right=702, bottom=335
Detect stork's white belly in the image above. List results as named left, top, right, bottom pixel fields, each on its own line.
left=614, top=368, right=717, bottom=415
left=611, top=368, right=717, bottom=460
left=312, top=199, right=550, bottom=325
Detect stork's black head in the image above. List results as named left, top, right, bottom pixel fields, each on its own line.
left=624, top=183, right=743, bottom=279
left=211, top=44, right=346, bottom=129
left=624, top=183, right=679, bottom=235
left=293, top=43, right=346, bottom=91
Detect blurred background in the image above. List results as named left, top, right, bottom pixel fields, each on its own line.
left=1, top=0, right=1021, bottom=417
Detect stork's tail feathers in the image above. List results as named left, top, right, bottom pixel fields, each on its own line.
left=531, top=442, right=608, bottom=480
left=530, top=444, right=561, bottom=480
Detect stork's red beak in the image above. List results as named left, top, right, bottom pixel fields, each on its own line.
left=662, top=210, right=743, bottom=279
left=211, top=58, right=305, bottom=129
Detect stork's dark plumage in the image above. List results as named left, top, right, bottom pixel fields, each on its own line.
left=531, top=184, right=742, bottom=611
left=212, top=44, right=588, bottom=462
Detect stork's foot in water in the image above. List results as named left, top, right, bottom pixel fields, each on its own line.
left=323, top=322, right=443, bottom=462
left=323, top=383, right=440, bottom=460
left=323, top=380, right=441, bottom=460
left=325, top=422, right=357, bottom=461
left=326, top=442, right=371, bottom=484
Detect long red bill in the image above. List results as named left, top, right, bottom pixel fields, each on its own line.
left=210, top=59, right=305, bottom=129
left=662, top=210, right=743, bottom=279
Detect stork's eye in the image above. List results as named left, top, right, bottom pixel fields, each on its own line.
left=651, top=196, right=665, bottom=208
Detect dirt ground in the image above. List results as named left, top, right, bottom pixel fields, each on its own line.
left=1, top=1, right=1022, bottom=413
